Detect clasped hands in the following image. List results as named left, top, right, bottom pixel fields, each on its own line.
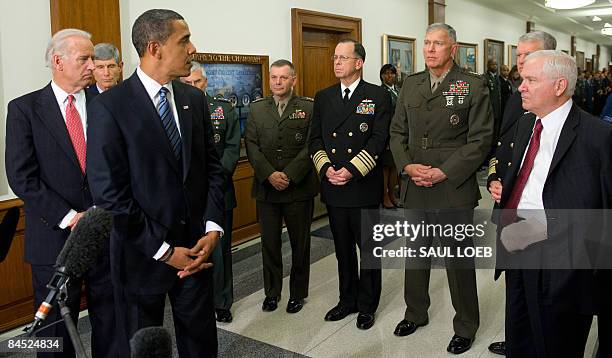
left=166, top=231, right=220, bottom=279
left=326, top=166, right=353, bottom=186
left=404, top=164, right=446, bottom=187
left=268, top=171, right=290, bottom=191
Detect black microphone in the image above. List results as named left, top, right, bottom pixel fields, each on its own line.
left=26, top=207, right=112, bottom=335
left=130, top=326, right=173, bottom=358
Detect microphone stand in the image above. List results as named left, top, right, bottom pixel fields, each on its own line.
left=57, top=282, right=89, bottom=358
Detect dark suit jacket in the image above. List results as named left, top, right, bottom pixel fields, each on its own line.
left=497, top=103, right=612, bottom=313
left=87, top=72, right=225, bottom=295
left=86, top=85, right=100, bottom=97
left=6, top=83, right=93, bottom=264
left=309, top=80, right=391, bottom=207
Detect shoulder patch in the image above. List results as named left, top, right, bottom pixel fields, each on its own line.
left=408, top=70, right=426, bottom=78
left=299, top=96, right=314, bottom=102
left=252, top=97, right=266, bottom=103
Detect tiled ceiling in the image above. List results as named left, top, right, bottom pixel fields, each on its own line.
left=463, top=0, right=612, bottom=47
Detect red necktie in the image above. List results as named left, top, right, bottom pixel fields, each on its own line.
left=502, top=119, right=543, bottom=226
left=65, top=95, right=86, bottom=173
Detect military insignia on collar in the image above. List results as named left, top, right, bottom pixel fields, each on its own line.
left=359, top=122, right=369, bottom=132
left=210, top=106, right=225, bottom=120
left=213, top=133, right=221, bottom=143
left=356, top=100, right=375, bottom=115
left=450, top=114, right=460, bottom=126
left=289, top=109, right=306, bottom=119
left=295, top=132, right=303, bottom=142
left=442, top=80, right=470, bottom=106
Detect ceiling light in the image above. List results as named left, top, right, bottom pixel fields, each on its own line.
left=593, top=15, right=602, bottom=21
left=602, top=23, right=612, bottom=36
left=545, top=0, right=595, bottom=9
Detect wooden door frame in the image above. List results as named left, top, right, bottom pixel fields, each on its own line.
left=291, top=8, right=362, bottom=95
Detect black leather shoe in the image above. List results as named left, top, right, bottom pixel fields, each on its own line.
left=286, top=298, right=304, bottom=313
left=488, top=341, right=505, bottom=355
left=356, top=313, right=375, bottom=330
left=324, top=304, right=358, bottom=321
left=262, top=296, right=279, bottom=312
left=215, top=309, right=233, bottom=323
left=393, top=319, right=428, bottom=337
left=447, top=335, right=473, bottom=355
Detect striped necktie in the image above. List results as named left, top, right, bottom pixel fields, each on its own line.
left=157, top=87, right=182, bottom=160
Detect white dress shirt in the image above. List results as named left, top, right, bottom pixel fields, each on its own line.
left=340, top=78, right=361, bottom=100
left=51, top=81, right=88, bottom=229
left=136, top=67, right=223, bottom=260
left=517, top=99, right=572, bottom=221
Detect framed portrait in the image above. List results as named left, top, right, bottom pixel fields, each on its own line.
left=508, top=44, right=517, bottom=69
left=192, top=52, right=270, bottom=137
left=575, top=51, right=585, bottom=71
left=484, top=38, right=505, bottom=69
left=382, top=34, right=416, bottom=83
left=456, top=42, right=478, bottom=72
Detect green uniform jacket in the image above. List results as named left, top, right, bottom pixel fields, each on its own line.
left=245, top=94, right=318, bottom=203
left=390, top=64, right=493, bottom=209
left=206, top=94, right=241, bottom=209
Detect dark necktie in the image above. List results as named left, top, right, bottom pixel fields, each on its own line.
left=502, top=119, right=543, bottom=225
left=65, top=95, right=86, bottom=173
left=343, top=88, right=350, bottom=106
left=157, top=87, right=182, bottom=160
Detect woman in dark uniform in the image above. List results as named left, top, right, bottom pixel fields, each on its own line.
left=380, top=64, right=399, bottom=208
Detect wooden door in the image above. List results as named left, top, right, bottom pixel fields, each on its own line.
left=301, top=30, right=341, bottom=97
left=291, top=9, right=361, bottom=97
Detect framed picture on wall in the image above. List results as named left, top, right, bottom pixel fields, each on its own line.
left=382, top=34, right=416, bottom=84
left=484, top=38, right=505, bottom=69
left=508, top=44, right=517, bottom=69
left=576, top=51, right=585, bottom=71
left=192, top=52, right=269, bottom=139
left=456, top=42, right=478, bottom=72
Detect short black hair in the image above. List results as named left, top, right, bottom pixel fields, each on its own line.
left=270, top=59, right=295, bottom=75
left=379, top=64, right=397, bottom=82
left=132, top=9, right=184, bottom=57
left=338, top=39, right=366, bottom=62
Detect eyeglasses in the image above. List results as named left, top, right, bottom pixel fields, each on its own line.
left=332, top=55, right=359, bottom=62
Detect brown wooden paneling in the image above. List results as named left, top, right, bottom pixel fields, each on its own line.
left=302, top=31, right=340, bottom=98
left=231, top=160, right=260, bottom=245
left=291, top=8, right=361, bottom=96
left=428, top=0, right=446, bottom=25
left=0, top=199, right=33, bottom=333
left=50, top=0, right=121, bottom=52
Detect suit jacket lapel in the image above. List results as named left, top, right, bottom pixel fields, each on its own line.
left=547, top=104, right=579, bottom=178
left=35, top=84, right=81, bottom=170
left=279, top=94, right=299, bottom=124
left=330, top=83, right=344, bottom=122
left=264, top=96, right=280, bottom=122
left=342, top=81, right=366, bottom=121
left=127, top=74, right=180, bottom=175
left=500, top=112, right=536, bottom=204
left=172, top=81, right=192, bottom=182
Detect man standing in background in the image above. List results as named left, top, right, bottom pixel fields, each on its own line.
left=309, top=39, right=391, bottom=330
left=246, top=59, right=317, bottom=314
left=390, top=23, right=492, bottom=354
left=181, top=61, right=240, bottom=323
left=88, top=42, right=123, bottom=95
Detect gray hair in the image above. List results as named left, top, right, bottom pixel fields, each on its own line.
left=524, top=50, right=576, bottom=96
left=132, top=9, right=184, bottom=57
left=94, top=43, right=120, bottom=63
left=270, top=59, right=295, bottom=75
left=426, top=23, right=457, bottom=43
left=45, top=28, right=91, bottom=68
left=189, top=61, right=207, bottom=78
left=518, top=31, right=557, bottom=50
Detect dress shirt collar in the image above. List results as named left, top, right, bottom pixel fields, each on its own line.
left=136, top=66, right=174, bottom=102
left=50, top=80, right=86, bottom=107
left=341, top=77, right=361, bottom=98
left=537, top=98, right=572, bottom=132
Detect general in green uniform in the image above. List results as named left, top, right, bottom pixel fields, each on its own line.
left=389, top=23, right=493, bottom=355
left=181, top=62, right=241, bottom=323
left=245, top=59, right=317, bottom=314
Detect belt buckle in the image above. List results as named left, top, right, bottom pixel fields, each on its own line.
left=421, top=137, right=428, bottom=150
